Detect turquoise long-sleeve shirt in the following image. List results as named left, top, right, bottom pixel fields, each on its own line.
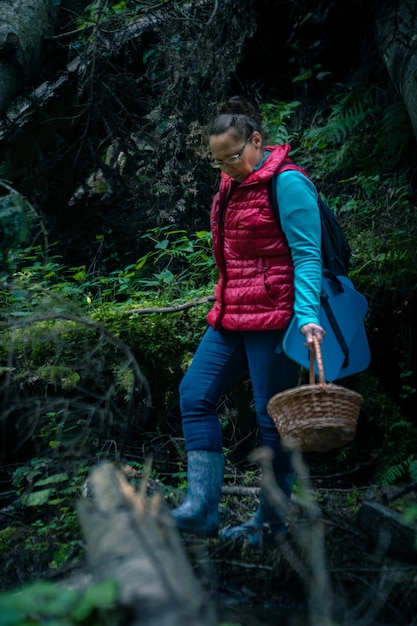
left=275, top=169, right=322, bottom=330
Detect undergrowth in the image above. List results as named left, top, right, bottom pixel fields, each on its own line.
left=1, top=49, right=417, bottom=625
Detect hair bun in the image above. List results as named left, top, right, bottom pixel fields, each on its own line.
left=223, top=96, right=261, bottom=124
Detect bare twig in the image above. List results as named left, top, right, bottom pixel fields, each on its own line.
left=126, top=295, right=215, bottom=315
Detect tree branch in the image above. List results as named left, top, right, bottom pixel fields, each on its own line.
left=126, top=295, right=214, bottom=315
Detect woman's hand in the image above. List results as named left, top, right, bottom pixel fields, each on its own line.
left=300, top=323, right=326, bottom=348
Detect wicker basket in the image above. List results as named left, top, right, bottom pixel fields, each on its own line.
left=267, top=335, right=363, bottom=452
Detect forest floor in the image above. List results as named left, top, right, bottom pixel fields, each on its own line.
left=209, top=451, right=417, bottom=626
left=0, top=451, right=416, bottom=626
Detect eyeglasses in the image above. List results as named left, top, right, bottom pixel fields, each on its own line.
left=210, top=134, right=253, bottom=168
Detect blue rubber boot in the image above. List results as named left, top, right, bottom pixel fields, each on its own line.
left=172, top=450, right=225, bottom=538
left=220, top=472, right=295, bottom=546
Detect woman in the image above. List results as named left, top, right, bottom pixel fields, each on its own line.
left=172, top=97, right=325, bottom=545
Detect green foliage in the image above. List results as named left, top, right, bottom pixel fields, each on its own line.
left=122, top=226, right=216, bottom=299
left=382, top=456, right=416, bottom=486
left=378, top=99, right=413, bottom=167
left=306, top=88, right=374, bottom=149
left=2, top=46, right=417, bottom=606
left=328, top=173, right=417, bottom=292
left=25, top=228, right=215, bottom=306
left=0, top=579, right=118, bottom=626
left=0, top=227, right=213, bottom=460
left=302, top=88, right=413, bottom=174
left=0, top=226, right=213, bottom=589
left=0, top=460, right=90, bottom=581
left=0, top=458, right=172, bottom=591
left=0, top=311, right=149, bottom=458
left=260, top=100, right=301, bottom=145
left=345, top=487, right=361, bottom=511
left=354, top=373, right=417, bottom=483
left=82, top=0, right=182, bottom=19
left=76, top=1, right=145, bottom=29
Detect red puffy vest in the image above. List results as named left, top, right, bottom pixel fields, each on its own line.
left=207, top=144, right=295, bottom=331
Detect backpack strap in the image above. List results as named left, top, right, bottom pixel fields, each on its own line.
left=268, top=161, right=312, bottom=226
left=320, top=272, right=350, bottom=368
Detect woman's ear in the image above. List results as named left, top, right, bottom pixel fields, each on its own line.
left=252, top=131, right=262, bottom=149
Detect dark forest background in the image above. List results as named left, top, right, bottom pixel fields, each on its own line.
left=0, top=2, right=417, bottom=622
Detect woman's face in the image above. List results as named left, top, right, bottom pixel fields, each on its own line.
left=208, top=129, right=263, bottom=182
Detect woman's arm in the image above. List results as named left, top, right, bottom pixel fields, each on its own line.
left=276, top=170, right=323, bottom=338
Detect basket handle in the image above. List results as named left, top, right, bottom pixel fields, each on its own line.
left=309, top=335, right=326, bottom=385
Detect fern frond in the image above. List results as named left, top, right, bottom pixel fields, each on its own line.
left=382, top=456, right=414, bottom=485
left=305, top=89, right=374, bottom=148
left=389, top=419, right=412, bottom=431
left=377, top=99, right=413, bottom=167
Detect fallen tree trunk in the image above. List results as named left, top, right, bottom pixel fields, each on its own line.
left=77, top=463, right=217, bottom=626
left=357, top=500, right=417, bottom=564
left=0, top=0, right=218, bottom=141
left=0, top=0, right=60, bottom=114
left=376, top=0, right=417, bottom=143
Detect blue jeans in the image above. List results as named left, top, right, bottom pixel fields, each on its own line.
left=179, top=326, right=300, bottom=474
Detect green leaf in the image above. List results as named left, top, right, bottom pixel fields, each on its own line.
left=155, top=240, right=169, bottom=250
left=72, top=579, right=118, bottom=620
left=35, top=473, right=69, bottom=487
left=0, top=582, right=77, bottom=617
left=21, top=489, right=53, bottom=506
left=112, top=1, right=126, bottom=14
left=135, top=255, right=149, bottom=270
left=293, top=69, right=312, bottom=82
